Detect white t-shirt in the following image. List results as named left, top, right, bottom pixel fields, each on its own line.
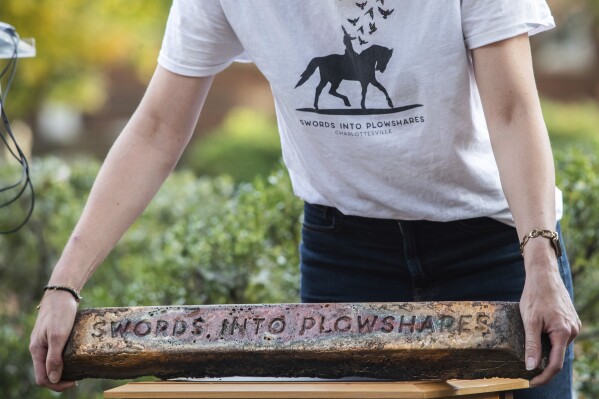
left=158, top=0, right=561, bottom=226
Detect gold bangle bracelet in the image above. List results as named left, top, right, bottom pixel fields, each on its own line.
left=519, top=229, right=562, bottom=258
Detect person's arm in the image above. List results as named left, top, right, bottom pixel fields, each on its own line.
left=29, top=65, right=214, bottom=391
left=471, top=33, right=581, bottom=387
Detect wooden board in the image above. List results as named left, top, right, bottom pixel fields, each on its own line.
left=104, top=378, right=528, bottom=399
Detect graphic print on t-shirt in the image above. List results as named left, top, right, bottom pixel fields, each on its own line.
left=294, top=1, right=422, bottom=116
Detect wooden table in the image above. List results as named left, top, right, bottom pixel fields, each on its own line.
left=104, top=378, right=529, bottom=399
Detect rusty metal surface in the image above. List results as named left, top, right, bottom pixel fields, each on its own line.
left=62, top=302, right=547, bottom=381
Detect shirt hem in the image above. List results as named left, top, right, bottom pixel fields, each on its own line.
left=465, top=18, right=556, bottom=49
left=157, top=53, right=233, bottom=77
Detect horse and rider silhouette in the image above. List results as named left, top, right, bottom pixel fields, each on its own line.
left=295, top=26, right=394, bottom=110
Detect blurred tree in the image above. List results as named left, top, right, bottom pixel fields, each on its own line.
left=2, top=0, right=171, bottom=117
left=578, top=0, right=599, bottom=38
left=550, top=0, right=599, bottom=19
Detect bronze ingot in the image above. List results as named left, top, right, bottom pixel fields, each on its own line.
left=61, top=302, right=547, bottom=381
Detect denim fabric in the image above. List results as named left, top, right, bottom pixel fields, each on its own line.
left=300, top=202, right=574, bottom=399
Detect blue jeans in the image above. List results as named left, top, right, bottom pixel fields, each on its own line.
left=299, top=202, right=574, bottom=399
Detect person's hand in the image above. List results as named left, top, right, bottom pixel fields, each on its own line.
left=29, top=291, right=79, bottom=391
left=520, top=255, right=581, bottom=387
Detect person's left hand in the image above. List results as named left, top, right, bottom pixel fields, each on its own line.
left=519, top=256, right=581, bottom=387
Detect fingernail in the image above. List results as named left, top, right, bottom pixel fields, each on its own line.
left=526, top=357, right=536, bottom=371
left=48, top=371, right=60, bottom=384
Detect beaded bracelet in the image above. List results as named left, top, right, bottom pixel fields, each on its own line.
left=43, top=285, right=83, bottom=302
left=519, top=229, right=562, bottom=258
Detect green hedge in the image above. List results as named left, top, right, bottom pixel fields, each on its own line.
left=542, top=99, right=599, bottom=150
left=181, top=108, right=282, bottom=183
left=1, top=145, right=599, bottom=398
left=0, top=157, right=303, bottom=398
left=554, top=148, right=599, bottom=399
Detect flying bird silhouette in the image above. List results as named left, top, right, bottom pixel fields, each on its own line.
left=378, top=7, right=394, bottom=19
left=377, top=0, right=384, bottom=4
left=357, top=25, right=365, bottom=34
left=365, top=7, right=374, bottom=19
left=358, top=36, right=368, bottom=45
left=356, top=2, right=367, bottom=10
left=368, top=22, right=377, bottom=34
left=347, top=17, right=360, bottom=26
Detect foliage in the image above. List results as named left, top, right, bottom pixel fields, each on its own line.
left=2, top=0, right=171, bottom=117
left=2, top=99, right=599, bottom=397
left=556, top=149, right=599, bottom=285
left=555, top=148, right=599, bottom=398
left=0, top=157, right=302, bottom=399
left=182, top=108, right=282, bottom=183
left=586, top=0, right=599, bottom=26
left=542, top=100, right=599, bottom=150
left=575, top=340, right=599, bottom=399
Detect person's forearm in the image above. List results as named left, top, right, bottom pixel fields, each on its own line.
left=472, top=34, right=580, bottom=387
left=46, top=67, right=214, bottom=291
left=48, top=115, right=189, bottom=289
left=472, top=34, right=557, bottom=266
left=486, top=100, right=558, bottom=267
left=30, top=67, right=214, bottom=392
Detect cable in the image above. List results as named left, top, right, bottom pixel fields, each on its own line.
left=0, top=23, right=35, bottom=234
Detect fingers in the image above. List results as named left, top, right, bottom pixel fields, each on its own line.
left=567, top=317, right=582, bottom=346
left=29, top=336, right=49, bottom=386
left=30, top=333, right=78, bottom=391
left=519, top=263, right=582, bottom=388
left=29, top=292, right=80, bottom=392
left=530, top=329, right=568, bottom=387
left=49, top=381, right=78, bottom=392
left=46, top=328, right=69, bottom=384
left=523, top=317, right=542, bottom=372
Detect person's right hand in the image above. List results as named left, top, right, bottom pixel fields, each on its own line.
left=29, top=291, right=79, bottom=391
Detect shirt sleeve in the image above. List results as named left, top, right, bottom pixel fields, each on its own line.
left=461, top=0, right=555, bottom=50
left=157, top=0, right=245, bottom=77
